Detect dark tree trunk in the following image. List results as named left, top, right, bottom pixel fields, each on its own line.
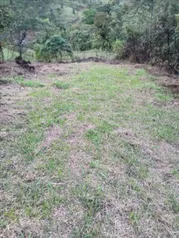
left=18, top=30, right=27, bottom=58
left=0, top=42, right=4, bottom=63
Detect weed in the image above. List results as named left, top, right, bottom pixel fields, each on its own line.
left=155, top=91, right=173, bottom=102
left=167, top=194, right=179, bottom=214
left=89, top=160, right=100, bottom=169
left=53, top=81, right=70, bottom=89
left=135, top=68, right=147, bottom=76
left=73, top=183, right=104, bottom=215
left=71, top=183, right=104, bottom=237
left=171, top=167, right=179, bottom=179
left=86, top=129, right=101, bottom=145
left=129, top=211, right=141, bottom=226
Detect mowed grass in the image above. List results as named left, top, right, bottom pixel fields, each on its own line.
left=0, top=64, right=179, bottom=237
left=14, top=76, right=45, bottom=88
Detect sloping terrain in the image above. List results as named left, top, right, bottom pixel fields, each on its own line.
left=0, top=62, right=179, bottom=237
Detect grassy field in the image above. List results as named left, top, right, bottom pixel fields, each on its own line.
left=0, top=63, right=179, bottom=237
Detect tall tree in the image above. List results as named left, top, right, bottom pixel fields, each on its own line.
left=0, top=4, right=12, bottom=62
left=1, top=0, right=60, bottom=58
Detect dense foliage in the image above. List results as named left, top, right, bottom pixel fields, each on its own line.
left=35, top=35, right=73, bottom=62
left=75, top=0, right=179, bottom=71
left=0, top=0, right=179, bottom=71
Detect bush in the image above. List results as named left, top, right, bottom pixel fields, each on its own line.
left=82, top=9, right=96, bottom=25
left=35, top=36, right=73, bottom=62
left=53, top=81, right=70, bottom=89
left=69, top=28, right=94, bottom=51
left=112, top=40, right=124, bottom=59
left=34, top=44, right=42, bottom=61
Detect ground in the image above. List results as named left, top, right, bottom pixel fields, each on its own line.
left=0, top=62, right=179, bottom=238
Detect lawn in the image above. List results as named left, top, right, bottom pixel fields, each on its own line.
left=0, top=63, right=179, bottom=237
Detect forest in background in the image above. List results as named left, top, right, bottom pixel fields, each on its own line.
left=0, top=0, right=179, bottom=72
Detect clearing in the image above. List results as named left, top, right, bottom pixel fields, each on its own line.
left=0, top=62, right=179, bottom=238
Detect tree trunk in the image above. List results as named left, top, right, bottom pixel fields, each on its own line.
left=18, top=30, right=27, bottom=58
left=0, top=42, right=4, bottom=63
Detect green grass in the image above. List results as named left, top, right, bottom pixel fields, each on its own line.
left=53, top=81, right=70, bottom=89
left=15, top=77, right=45, bottom=88
left=1, top=63, right=179, bottom=237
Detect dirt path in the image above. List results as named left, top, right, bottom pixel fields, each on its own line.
left=0, top=62, right=179, bottom=238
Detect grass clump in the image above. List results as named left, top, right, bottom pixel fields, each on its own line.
left=14, top=76, right=45, bottom=88
left=72, top=183, right=104, bottom=237
left=86, top=129, right=101, bottom=145
left=53, top=81, right=70, bottom=89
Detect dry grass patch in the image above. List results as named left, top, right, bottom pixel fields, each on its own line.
left=40, top=125, right=63, bottom=149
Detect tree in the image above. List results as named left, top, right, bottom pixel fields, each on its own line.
left=0, top=4, right=12, bottom=62
left=107, top=0, right=179, bottom=69
left=38, top=35, right=73, bottom=62
left=82, top=8, right=96, bottom=25
left=94, top=12, right=111, bottom=49
left=2, top=0, right=60, bottom=58
left=112, top=40, right=124, bottom=59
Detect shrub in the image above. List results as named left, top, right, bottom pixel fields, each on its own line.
left=112, top=40, right=124, bottom=59
left=35, top=36, right=73, bottom=62
left=69, top=28, right=93, bottom=51
left=82, top=9, right=96, bottom=25
left=53, top=81, right=70, bottom=89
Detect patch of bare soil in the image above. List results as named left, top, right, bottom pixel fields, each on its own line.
left=40, top=125, right=63, bottom=149
left=101, top=200, right=136, bottom=238
left=115, top=127, right=179, bottom=186
left=33, top=62, right=74, bottom=77
left=0, top=62, right=30, bottom=77
left=0, top=61, right=93, bottom=81
left=115, top=128, right=151, bottom=152
left=163, top=84, right=179, bottom=96
left=0, top=82, right=31, bottom=165
left=65, top=114, right=95, bottom=178
left=1, top=218, right=43, bottom=238
left=52, top=204, right=84, bottom=238
left=0, top=83, right=29, bottom=127
left=134, top=63, right=179, bottom=97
